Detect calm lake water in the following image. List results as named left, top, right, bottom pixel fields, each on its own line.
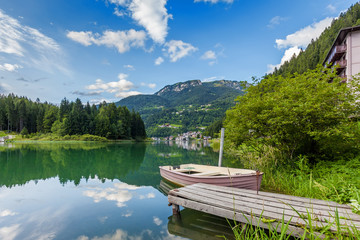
left=0, top=141, right=240, bottom=240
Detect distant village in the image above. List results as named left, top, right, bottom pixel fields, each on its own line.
left=152, top=135, right=211, bottom=151
left=152, top=127, right=212, bottom=142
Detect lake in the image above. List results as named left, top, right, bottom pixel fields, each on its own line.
left=0, top=141, right=239, bottom=240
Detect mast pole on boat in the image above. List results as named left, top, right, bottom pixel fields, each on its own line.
left=218, top=128, right=225, bottom=167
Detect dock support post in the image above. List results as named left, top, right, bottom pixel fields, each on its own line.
left=172, top=204, right=180, bottom=215
left=218, top=128, right=225, bottom=167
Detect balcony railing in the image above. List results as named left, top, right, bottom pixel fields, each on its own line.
left=335, top=59, right=347, bottom=69
left=326, top=45, right=347, bottom=64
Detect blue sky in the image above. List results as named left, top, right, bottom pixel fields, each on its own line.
left=0, top=0, right=358, bottom=104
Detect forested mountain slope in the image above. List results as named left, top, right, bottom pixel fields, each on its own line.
left=270, top=3, right=360, bottom=77
left=115, top=80, right=245, bottom=137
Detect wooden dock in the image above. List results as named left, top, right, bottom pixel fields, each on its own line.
left=168, top=183, right=360, bottom=238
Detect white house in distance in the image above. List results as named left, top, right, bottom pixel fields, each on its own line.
left=323, top=25, right=360, bottom=80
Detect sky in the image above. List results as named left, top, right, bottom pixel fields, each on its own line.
left=0, top=0, right=358, bottom=104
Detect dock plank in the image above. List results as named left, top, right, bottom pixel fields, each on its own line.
left=178, top=186, right=360, bottom=225
left=185, top=184, right=359, bottom=220
left=171, top=187, right=359, bottom=231
left=193, top=183, right=350, bottom=209
left=168, top=195, right=324, bottom=239
left=168, top=183, right=360, bottom=238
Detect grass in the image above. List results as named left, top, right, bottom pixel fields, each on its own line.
left=170, top=124, right=182, bottom=128
left=223, top=145, right=360, bottom=239
left=223, top=207, right=360, bottom=240
left=12, top=133, right=108, bottom=142
left=261, top=156, right=360, bottom=205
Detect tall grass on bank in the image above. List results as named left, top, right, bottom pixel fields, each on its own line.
left=262, top=156, right=360, bottom=206
left=223, top=208, right=360, bottom=240
left=13, top=133, right=108, bottom=142
left=224, top=144, right=360, bottom=239
left=227, top=144, right=360, bottom=206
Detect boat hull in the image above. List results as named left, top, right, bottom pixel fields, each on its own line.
left=159, top=166, right=262, bottom=191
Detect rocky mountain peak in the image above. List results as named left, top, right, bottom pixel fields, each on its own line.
left=155, top=80, right=202, bottom=96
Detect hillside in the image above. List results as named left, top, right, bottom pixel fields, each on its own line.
left=270, top=3, right=360, bottom=77
left=115, top=80, right=245, bottom=137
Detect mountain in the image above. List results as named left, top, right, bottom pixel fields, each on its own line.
left=115, top=80, right=245, bottom=137
left=270, top=3, right=360, bottom=77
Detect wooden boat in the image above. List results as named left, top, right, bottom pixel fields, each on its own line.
left=159, top=164, right=263, bottom=191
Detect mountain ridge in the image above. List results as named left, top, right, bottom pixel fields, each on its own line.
left=115, top=79, right=245, bottom=136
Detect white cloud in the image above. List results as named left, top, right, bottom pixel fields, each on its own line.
left=0, top=224, right=21, bottom=240
left=194, top=0, right=233, bottom=3
left=128, top=0, right=172, bottom=44
left=267, top=16, right=287, bottom=28
left=83, top=182, right=141, bottom=207
left=67, top=29, right=147, bottom=53
left=87, top=75, right=133, bottom=91
left=122, top=211, right=133, bottom=218
left=139, top=192, right=156, bottom=199
left=148, top=83, right=156, bottom=89
left=86, top=73, right=142, bottom=98
left=327, top=4, right=336, bottom=13
left=141, top=82, right=156, bottom=89
left=0, top=63, right=22, bottom=72
left=115, top=90, right=141, bottom=98
left=275, top=17, right=333, bottom=49
left=155, top=56, right=164, bottom=65
left=267, top=46, right=301, bottom=73
left=98, top=216, right=108, bottom=224
left=89, top=98, right=118, bottom=105
left=77, top=229, right=154, bottom=240
left=153, top=216, right=162, bottom=226
left=203, top=76, right=224, bottom=82
left=268, top=17, right=334, bottom=74
left=0, top=9, right=67, bottom=74
left=0, top=210, right=17, bottom=217
left=123, top=64, right=135, bottom=70
left=77, top=229, right=129, bottom=240
left=66, top=31, right=93, bottom=46
left=201, top=50, right=216, bottom=60
left=164, top=40, right=198, bottom=62
left=114, top=7, right=127, bottom=17
left=0, top=83, right=11, bottom=93
left=108, top=0, right=172, bottom=44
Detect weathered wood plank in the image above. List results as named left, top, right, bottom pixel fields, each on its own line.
left=189, top=183, right=351, bottom=209
left=179, top=186, right=360, bottom=222
left=177, top=186, right=360, bottom=224
left=170, top=188, right=359, bottom=231
left=168, top=195, right=326, bottom=239
left=192, top=172, right=222, bottom=176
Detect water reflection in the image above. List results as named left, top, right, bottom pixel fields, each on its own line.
left=168, top=209, right=235, bottom=240
left=158, top=140, right=210, bottom=151
left=0, top=142, right=235, bottom=240
left=0, top=142, right=147, bottom=187
left=0, top=142, right=222, bottom=188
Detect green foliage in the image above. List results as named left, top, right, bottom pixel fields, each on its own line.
left=270, top=3, right=360, bottom=77
left=0, top=95, right=146, bottom=140
left=51, top=119, right=67, bottom=136
left=20, top=127, right=29, bottom=137
left=116, top=80, right=245, bottom=137
left=203, top=118, right=223, bottom=137
left=225, top=66, right=360, bottom=161
left=43, top=105, right=58, bottom=133
left=262, top=156, right=360, bottom=205
left=225, top=208, right=360, bottom=240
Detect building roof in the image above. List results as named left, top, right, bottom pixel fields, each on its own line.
left=323, top=25, right=360, bottom=65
